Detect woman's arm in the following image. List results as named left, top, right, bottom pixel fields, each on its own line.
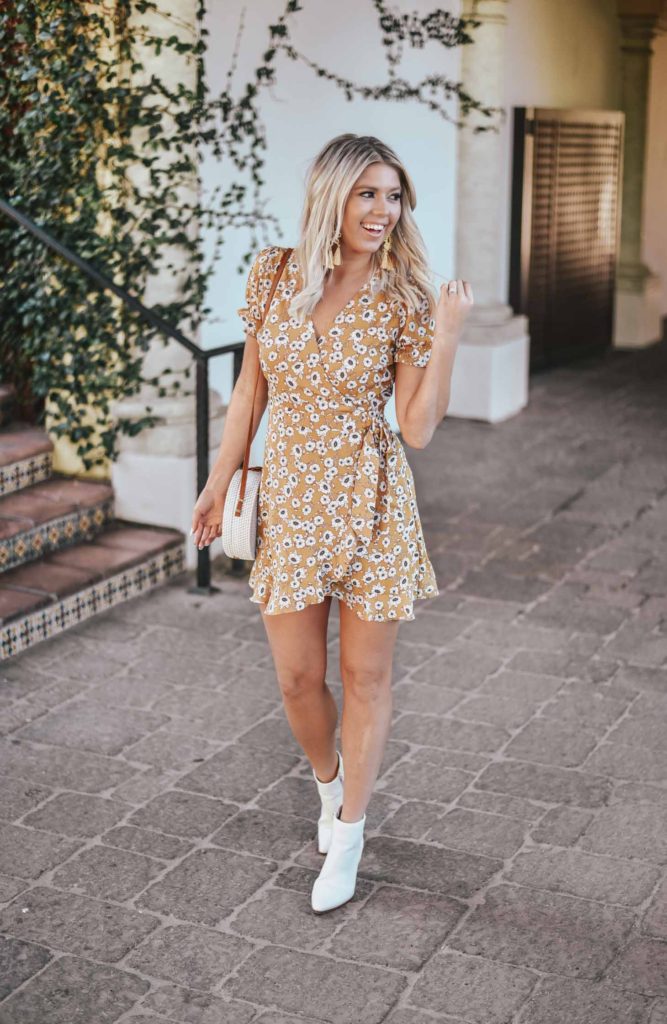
left=394, top=279, right=473, bottom=449
left=191, top=331, right=268, bottom=550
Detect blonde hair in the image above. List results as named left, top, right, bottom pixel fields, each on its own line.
left=289, top=133, right=436, bottom=325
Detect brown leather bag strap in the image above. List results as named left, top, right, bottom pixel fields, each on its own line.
left=235, top=246, right=293, bottom=517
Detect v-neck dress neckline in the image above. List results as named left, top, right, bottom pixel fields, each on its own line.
left=309, top=271, right=377, bottom=345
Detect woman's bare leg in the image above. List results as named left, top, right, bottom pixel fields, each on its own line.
left=337, top=601, right=401, bottom=821
left=258, top=597, right=339, bottom=782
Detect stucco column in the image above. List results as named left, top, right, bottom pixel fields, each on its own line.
left=448, top=0, right=529, bottom=423
left=614, top=4, right=665, bottom=347
left=110, top=0, right=224, bottom=566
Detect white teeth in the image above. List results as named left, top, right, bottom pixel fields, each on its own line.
left=362, top=224, right=384, bottom=232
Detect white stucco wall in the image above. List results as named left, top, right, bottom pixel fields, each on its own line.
left=201, top=0, right=461, bottom=458
left=645, top=32, right=667, bottom=316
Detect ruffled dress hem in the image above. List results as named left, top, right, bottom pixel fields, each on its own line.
left=248, top=575, right=440, bottom=623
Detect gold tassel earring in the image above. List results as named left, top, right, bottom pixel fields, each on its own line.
left=381, top=232, right=393, bottom=271
left=332, top=232, right=342, bottom=266
left=326, top=232, right=342, bottom=271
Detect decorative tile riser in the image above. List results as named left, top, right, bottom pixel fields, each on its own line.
left=0, top=452, right=53, bottom=497
left=0, top=498, right=114, bottom=573
left=1, top=544, right=185, bottom=659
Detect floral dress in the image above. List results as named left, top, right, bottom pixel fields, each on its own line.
left=236, top=244, right=439, bottom=621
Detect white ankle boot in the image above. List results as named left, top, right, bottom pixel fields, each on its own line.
left=311, top=808, right=366, bottom=914
left=312, top=751, right=344, bottom=854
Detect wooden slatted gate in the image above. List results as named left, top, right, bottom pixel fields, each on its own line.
left=509, top=108, right=624, bottom=370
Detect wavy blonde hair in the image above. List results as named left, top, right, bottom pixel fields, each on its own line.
left=289, top=133, right=436, bottom=325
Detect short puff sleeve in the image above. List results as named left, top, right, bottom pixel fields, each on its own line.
left=395, top=292, right=436, bottom=368
left=236, top=245, right=284, bottom=336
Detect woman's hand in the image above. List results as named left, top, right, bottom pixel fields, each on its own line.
left=435, top=279, right=474, bottom=338
left=191, top=484, right=226, bottom=550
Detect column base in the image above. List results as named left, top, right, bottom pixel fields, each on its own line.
left=614, top=271, right=663, bottom=349
left=446, top=313, right=530, bottom=424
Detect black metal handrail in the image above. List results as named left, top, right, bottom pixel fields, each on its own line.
left=0, top=197, right=246, bottom=593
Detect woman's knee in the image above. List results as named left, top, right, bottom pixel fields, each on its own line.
left=340, top=662, right=390, bottom=702
left=276, top=664, right=326, bottom=701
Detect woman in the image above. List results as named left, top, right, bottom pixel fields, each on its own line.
left=191, top=133, right=473, bottom=913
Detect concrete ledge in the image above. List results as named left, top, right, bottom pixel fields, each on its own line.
left=111, top=449, right=227, bottom=569
left=112, top=391, right=225, bottom=457
left=614, top=273, right=663, bottom=349
left=111, top=388, right=228, bottom=569
left=447, top=314, right=530, bottom=423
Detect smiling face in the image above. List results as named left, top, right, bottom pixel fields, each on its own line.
left=339, top=161, right=402, bottom=259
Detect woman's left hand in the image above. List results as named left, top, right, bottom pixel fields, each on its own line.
left=435, top=279, right=474, bottom=338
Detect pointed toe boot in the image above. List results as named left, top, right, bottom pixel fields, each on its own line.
left=311, top=809, right=366, bottom=913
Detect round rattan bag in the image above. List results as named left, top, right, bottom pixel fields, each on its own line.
left=221, top=464, right=262, bottom=560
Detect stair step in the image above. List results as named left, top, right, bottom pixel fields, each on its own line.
left=0, top=422, right=53, bottom=496
left=0, top=476, right=114, bottom=572
left=1, top=522, right=185, bottom=659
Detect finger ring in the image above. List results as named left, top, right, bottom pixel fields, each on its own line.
left=448, top=282, right=457, bottom=294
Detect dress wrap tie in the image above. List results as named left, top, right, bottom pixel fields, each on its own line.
left=348, top=413, right=395, bottom=549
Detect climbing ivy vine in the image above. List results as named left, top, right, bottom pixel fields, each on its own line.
left=0, top=0, right=493, bottom=470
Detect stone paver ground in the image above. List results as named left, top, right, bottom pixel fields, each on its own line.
left=1, top=338, right=667, bottom=1024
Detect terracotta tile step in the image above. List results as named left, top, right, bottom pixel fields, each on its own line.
left=0, top=475, right=115, bottom=573
left=0, top=422, right=53, bottom=467
left=0, top=423, right=53, bottom=498
left=0, top=522, right=184, bottom=625
left=0, top=477, right=113, bottom=530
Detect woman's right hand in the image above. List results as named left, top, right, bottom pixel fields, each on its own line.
left=191, top=484, right=226, bottom=550
left=435, top=278, right=474, bottom=339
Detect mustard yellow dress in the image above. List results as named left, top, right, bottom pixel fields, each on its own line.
left=237, top=245, right=439, bottom=621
